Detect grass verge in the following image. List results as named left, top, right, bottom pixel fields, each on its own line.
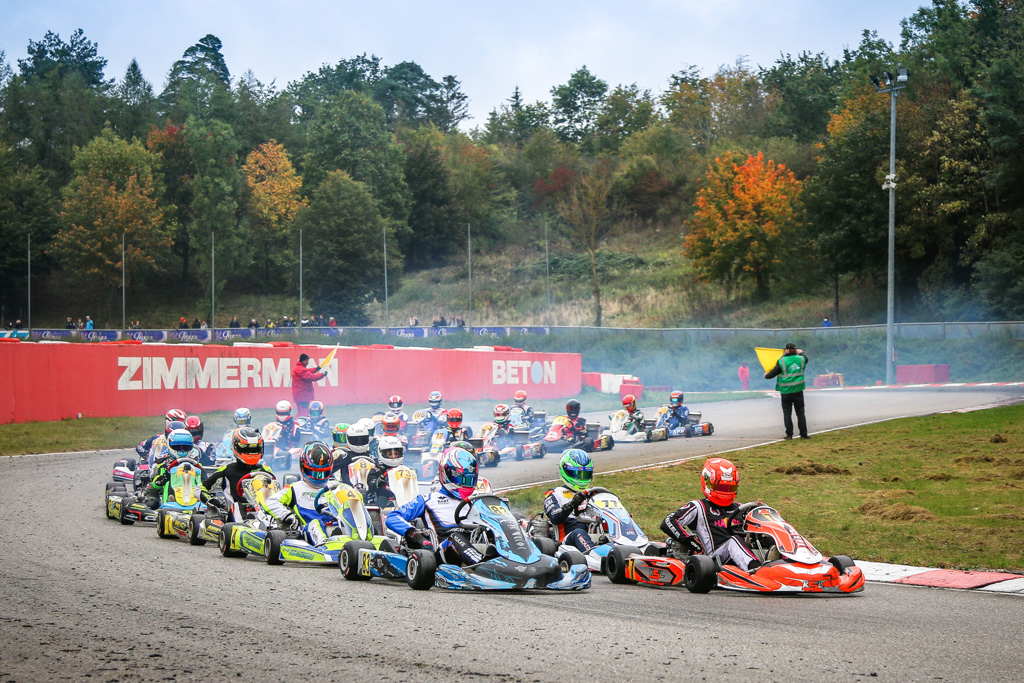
left=505, top=403, right=1024, bottom=572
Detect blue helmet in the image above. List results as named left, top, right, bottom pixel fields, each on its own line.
left=233, top=407, right=252, bottom=426
left=438, top=446, right=477, bottom=501
left=309, top=400, right=325, bottom=418
left=167, top=428, right=196, bottom=456
left=428, top=391, right=442, bottom=410
left=299, top=441, right=334, bottom=488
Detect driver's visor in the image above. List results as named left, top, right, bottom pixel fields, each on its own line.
left=380, top=448, right=403, bottom=460
left=709, top=481, right=738, bottom=494
left=564, top=464, right=592, bottom=481
left=447, top=467, right=476, bottom=487
left=169, top=443, right=194, bottom=453
left=234, top=442, right=262, bottom=457
left=347, top=434, right=370, bottom=447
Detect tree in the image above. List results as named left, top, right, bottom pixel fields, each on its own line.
left=373, top=61, right=441, bottom=128
left=295, top=171, right=402, bottom=324
left=109, top=59, right=156, bottom=142
left=556, top=163, right=620, bottom=326
left=160, top=34, right=234, bottom=123
left=434, top=75, right=470, bottom=132
left=242, top=140, right=306, bottom=287
left=684, top=151, right=801, bottom=300
left=483, top=86, right=552, bottom=145
left=550, top=66, right=608, bottom=143
left=146, top=122, right=195, bottom=280
left=17, top=29, right=109, bottom=87
left=49, top=129, right=170, bottom=318
left=398, top=126, right=461, bottom=268
left=591, top=83, right=657, bottom=154
left=759, top=52, right=839, bottom=142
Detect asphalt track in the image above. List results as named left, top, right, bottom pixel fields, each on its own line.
left=1, top=387, right=1022, bottom=682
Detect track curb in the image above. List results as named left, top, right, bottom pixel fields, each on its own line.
left=856, top=560, right=1024, bottom=592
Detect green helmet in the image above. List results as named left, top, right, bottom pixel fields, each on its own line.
left=332, top=422, right=350, bottom=448
left=558, top=448, right=593, bottom=492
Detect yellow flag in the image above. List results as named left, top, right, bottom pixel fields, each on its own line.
left=320, top=344, right=339, bottom=369
left=755, top=347, right=784, bottom=373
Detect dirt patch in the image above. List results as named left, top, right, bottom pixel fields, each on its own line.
left=1008, top=469, right=1024, bottom=481
left=855, top=499, right=936, bottom=522
left=954, top=454, right=995, bottom=464
left=883, top=475, right=902, bottom=482
left=926, top=473, right=952, bottom=481
left=773, top=461, right=851, bottom=475
left=990, top=433, right=1008, bottom=444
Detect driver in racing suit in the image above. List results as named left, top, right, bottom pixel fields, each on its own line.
left=386, top=446, right=484, bottom=566
left=491, top=404, right=516, bottom=447
left=435, top=409, right=471, bottom=447
left=663, top=391, right=691, bottom=435
left=199, top=427, right=276, bottom=522
left=305, top=401, right=333, bottom=442
left=659, top=457, right=760, bottom=571
left=556, top=399, right=594, bottom=452
left=543, top=449, right=597, bottom=553
left=265, top=442, right=335, bottom=546
left=144, top=428, right=202, bottom=509
left=620, top=394, right=645, bottom=434
left=136, top=408, right=187, bottom=461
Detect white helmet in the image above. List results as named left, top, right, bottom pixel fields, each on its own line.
left=275, top=400, right=292, bottom=422
left=377, top=436, right=404, bottom=468
left=356, top=417, right=376, bottom=433
left=346, top=423, right=370, bottom=454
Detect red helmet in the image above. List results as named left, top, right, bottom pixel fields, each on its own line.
left=513, top=390, right=527, bottom=406
left=493, top=403, right=510, bottom=425
left=231, top=427, right=263, bottom=466
left=701, top=458, right=738, bottom=506
left=447, top=408, right=463, bottom=430
left=669, top=391, right=684, bottom=407
left=382, top=412, right=401, bottom=436
left=388, top=394, right=403, bottom=410
left=165, top=408, right=186, bottom=426
left=184, top=415, right=204, bottom=443
left=622, top=394, right=637, bottom=414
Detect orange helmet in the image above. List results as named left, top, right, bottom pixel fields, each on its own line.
left=382, top=412, right=401, bottom=436
left=513, top=390, right=527, bottom=406
left=701, top=458, right=738, bottom=506
left=231, top=427, right=264, bottom=466
left=447, top=408, right=463, bottom=430
left=622, top=394, right=637, bottom=414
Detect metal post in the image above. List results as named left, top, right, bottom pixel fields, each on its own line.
left=210, top=232, right=215, bottom=331
left=383, top=224, right=389, bottom=332
left=886, top=89, right=897, bottom=386
left=27, top=234, right=31, bottom=331
left=122, top=232, right=126, bottom=332
left=298, top=229, right=303, bottom=331
left=467, top=223, right=472, bottom=331
left=544, top=220, right=551, bottom=326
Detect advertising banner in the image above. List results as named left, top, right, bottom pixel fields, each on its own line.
left=0, top=342, right=581, bottom=424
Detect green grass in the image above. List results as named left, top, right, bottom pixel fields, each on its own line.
left=506, top=403, right=1024, bottom=572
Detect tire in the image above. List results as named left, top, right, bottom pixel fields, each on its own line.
left=829, top=555, right=855, bottom=573
left=264, top=529, right=287, bottom=565
left=533, top=536, right=558, bottom=556
left=126, top=457, right=138, bottom=471
left=105, top=481, right=119, bottom=493
left=156, top=509, right=173, bottom=539
left=606, top=545, right=640, bottom=584
left=536, top=444, right=546, bottom=459
left=644, top=543, right=665, bottom=557
left=406, top=549, right=437, bottom=590
left=514, top=445, right=524, bottom=461
left=645, top=429, right=653, bottom=443
left=683, top=554, right=718, bottom=593
left=218, top=523, right=247, bottom=558
left=484, top=451, right=499, bottom=468
left=557, top=550, right=587, bottom=574
left=119, top=496, right=136, bottom=525
left=339, top=540, right=374, bottom=581
left=707, top=423, right=714, bottom=436
left=187, top=515, right=207, bottom=546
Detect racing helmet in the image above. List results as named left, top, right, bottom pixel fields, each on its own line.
left=701, top=457, right=738, bottom=506
left=428, top=391, right=443, bottom=410
left=559, top=449, right=594, bottom=492
left=381, top=412, right=401, bottom=436
left=669, top=391, right=684, bottom=407
left=233, top=407, right=252, bottom=426
left=450, top=440, right=475, bottom=453
left=438, top=446, right=478, bottom=501
left=165, top=419, right=185, bottom=437
left=346, top=423, right=370, bottom=454
left=377, top=436, right=405, bottom=468
left=232, top=427, right=263, bottom=466
left=332, top=423, right=350, bottom=448
left=493, top=403, right=510, bottom=425
left=622, top=394, right=637, bottom=414
left=566, top=399, right=581, bottom=419
left=299, top=441, right=334, bottom=488
left=388, top=394, right=403, bottom=410
left=184, top=416, right=204, bottom=443
left=165, top=408, right=187, bottom=426
left=275, top=400, right=293, bottom=422
left=167, top=428, right=195, bottom=455
left=446, top=408, right=463, bottom=430
left=513, top=390, right=527, bottom=407
left=309, top=400, right=325, bottom=419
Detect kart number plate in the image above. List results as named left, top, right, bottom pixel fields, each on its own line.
left=359, top=550, right=372, bottom=577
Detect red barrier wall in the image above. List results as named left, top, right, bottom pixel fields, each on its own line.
left=0, top=342, right=581, bottom=424
left=896, top=364, right=951, bottom=384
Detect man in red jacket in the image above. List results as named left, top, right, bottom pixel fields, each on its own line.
left=291, top=353, right=327, bottom=416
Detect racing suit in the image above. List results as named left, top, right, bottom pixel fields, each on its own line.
left=192, top=440, right=217, bottom=467
left=660, top=498, right=759, bottom=571
left=623, top=409, right=645, bottom=434
left=273, top=418, right=304, bottom=454
left=553, top=415, right=594, bottom=452
left=331, top=445, right=376, bottom=485
left=135, top=434, right=163, bottom=461
left=543, top=486, right=595, bottom=553
left=305, top=416, right=333, bottom=443
left=265, top=481, right=334, bottom=546
left=436, top=426, right=471, bottom=449
left=386, top=489, right=481, bottom=566
left=363, top=465, right=398, bottom=508
left=144, top=449, right=202, bottom=509
left=664, top=405, right=691, bottom=435
left=200, top=461, right=276, bottom=522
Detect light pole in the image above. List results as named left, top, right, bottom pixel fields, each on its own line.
left=382, top=224, right=389, bottom=332
left=544, top=220, right=551, bottom=326
left=870, top=66, right=909, bottom=385
left=467, top=223, right=472, bottom=331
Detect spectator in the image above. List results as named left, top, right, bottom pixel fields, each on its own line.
left=266, top=318, right=275, bottom=329
left=13, top=319, right=22, bottom=329
left=822, top=317, right=833, bottom=328
left=289, top=316, right=297, bottom=327
left=456, top=316, right=465, bottom=328
left=328, top=317, right=337, bottom=327
left=131, top=320, right=142, bottom=329
left=301, top=315, right=310, bottom=327
left=3, top=321, right=10, bottom=330
left=318, top=314, right=326, bottom=327
left=191, top=317, right=201, bottom=329
left=248, top=318, right=259, bottom=329
left=431, top=316, right=440, bottom=328
left=77, top=318, right=85, bottom=329
left=291, top=353, right=328, bottom=416
left=179, top=317, right=189, bottom=329
left=438, top=315, right=447, bottom=327
left=738, top=361, right=750, bottom=391
left=229, top=316, right=241, bottom=328
left=409, top=315, right=419, bottom=326
left=65, top=317, right=76, bottom=329
left=84, top=316, right=94, bottom=330
left=200, top=320, right=208, bottom=329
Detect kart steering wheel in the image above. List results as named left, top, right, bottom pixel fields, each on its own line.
left=728, top=501, right=763, bottom=529
left=453, top=498, right=482, bottom=530
left=312, top=482, right=340, bottom=514
left=585, top=486, right=610, bottom=497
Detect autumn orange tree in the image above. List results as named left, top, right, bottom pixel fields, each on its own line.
left=684, top=151, right=801, bottom=300
left=242, top=140, right=306, bottom=287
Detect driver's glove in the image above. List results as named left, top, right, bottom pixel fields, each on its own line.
left=569, top=490, right=587, bottom=509
left=280, top=513, right=301, bottom=531
left=404, top=528, right=434, bottom=552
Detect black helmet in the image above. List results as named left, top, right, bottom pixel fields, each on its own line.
left=566, top=399, right=581, bottom=419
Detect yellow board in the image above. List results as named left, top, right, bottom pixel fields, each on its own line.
left=755, top=347, right=785, bottom=373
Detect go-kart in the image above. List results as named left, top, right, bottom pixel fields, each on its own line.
left=261, top=422, right=305, bottom=472
left=509, top=406, right=547, bottom=441
left=468, top=421, right=546, bottom=467
left=544, top=416, right=614, bottom=453
left=218, top=482, right=392, bottom=565
left=601, top=409, right=669, bottom=443
left=653, top=405, right=714, bottom=438
left=187, top=471, right=279, bottom=546
left=340, top=491, right=591, bottom=591
left=526, top=487, right=662, bottom=573
left=153, top=458, right=207, bottom=541
left=604, top=504, right=864, bottom=594
left=106, top=456, right=153, bottom=520
left=216, top=473, right=284, bottom=558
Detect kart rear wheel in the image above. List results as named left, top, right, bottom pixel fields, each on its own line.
left=156, top=510, right=173, bottom=539
left=558, top=550, right=587, bottom=574
left=683, top=554, right=718, bottom=593
left=187, top=515, right=207, bottom=546
left=264, top=529, right=287, bottom=565
left=829, top=555, right=855, bottom=573
left=533, top=537, right=558, bottom=556
left=340, top=540, right=374, bottom=581
left=218, top=523, right=247, bottom=558
left=644, top=429, right=653, bottom=443
left=606, top=545, right=640, bottom=584
left=406, top=549, right=436, bottom=591
left=118, top=496, right=136, bottom=525
left=514, top=445, right=524, bottom=461
left=536, top=444, right=546, bottom=459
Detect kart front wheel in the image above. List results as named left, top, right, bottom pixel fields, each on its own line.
left=156, top=510, right=173, bottom=539
left=683, top=554, right=718, bottom=593
left=829, top=555, right=856, bottom=573
left=264, top=530, right=287, bottom=565
left=406, top=550, right=436, bottom=591
left=118, top=496, right=136, bottom=525
left=187, top=515, right=207, bottom=546
left=558, top=550, right=587, bottom=574
left=218, top=523, right=247, bottom=558
left=533, top=536, right=558, bottom=556
left=606, top=545, right=640, bottom=584
left=514, top=445, right=524, bottom=461
left=340, top=541, right=374, bottom=581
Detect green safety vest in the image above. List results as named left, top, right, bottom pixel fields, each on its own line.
left=776, top=354, right=806, bottom=393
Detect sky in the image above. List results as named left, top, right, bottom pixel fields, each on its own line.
left=0, top=0, right=931, bottom=128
